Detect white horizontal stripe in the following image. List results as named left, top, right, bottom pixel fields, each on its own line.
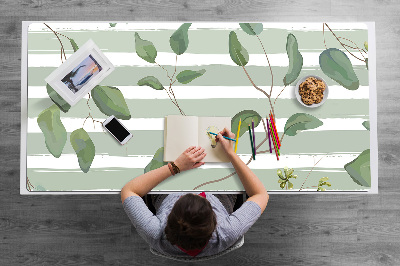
left=27, top=117, right=367, bottom=133
left=26, top=153, right=362, bottom=170
left=28, top=22, right=368, bottom=32
left=28, top=85, right=369, bottom=99
left=28, top=52, right=366, bottom=67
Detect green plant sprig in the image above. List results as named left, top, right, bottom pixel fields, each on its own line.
left=277, top=166, right=297, bottom=189
left=317, top=177, right=331, bottom=191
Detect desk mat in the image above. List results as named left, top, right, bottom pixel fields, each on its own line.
left=21, top=22, right=377, bottom=194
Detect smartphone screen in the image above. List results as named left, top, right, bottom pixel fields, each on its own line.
left=104, top=117, right=130, bottom=142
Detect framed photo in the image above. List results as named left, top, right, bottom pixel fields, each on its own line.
left=45, top=39, right=114, bottom=106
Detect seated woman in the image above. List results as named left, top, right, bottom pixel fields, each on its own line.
left=121, top=128, right=269, bottom=258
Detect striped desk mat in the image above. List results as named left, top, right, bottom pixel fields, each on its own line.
left=22, top=22, right=376, bottom=193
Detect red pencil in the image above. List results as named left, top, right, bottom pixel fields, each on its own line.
left=269, top=120, right=279, bottom=160
left=270, top=112, right=281, bottom=148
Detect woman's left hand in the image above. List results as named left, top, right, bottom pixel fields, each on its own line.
left=174, top=146, right=207, bottom=172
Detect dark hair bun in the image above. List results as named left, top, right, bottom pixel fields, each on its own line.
left=165, top=193, right=217, bottom=250
left=177, top=219, right=188, bottom=232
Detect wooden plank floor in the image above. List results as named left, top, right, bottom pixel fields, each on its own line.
left=1, top=0, right=399, bottom=265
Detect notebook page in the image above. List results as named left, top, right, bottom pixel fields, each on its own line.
left=198, top=116, right=231, bottom=162
left=164, top=115, right=199, bottom=162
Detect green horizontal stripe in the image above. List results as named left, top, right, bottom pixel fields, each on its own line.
left=27, top=130, right=370, bottom=157
left=28, top=28, right=368, bottom=54
left=28, top=65, right=369, bottom=86
left=27, top=98, right=369, bottom=119
left=26, top=167, right=369, bottom=191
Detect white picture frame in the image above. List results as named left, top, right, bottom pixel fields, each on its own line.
left=44, top=39, right=114, bottom=106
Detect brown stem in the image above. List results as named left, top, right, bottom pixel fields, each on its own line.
left=322, top=23, right=327, bottom=49
left=44, top=23, right=67, bottom=61
left=26, top=176, right=35, bottom=191
left=55, top=31, right=70, bottom=40
left=171, top=55, right=178, bottom=80
left=274, top=85, right=287, bottom=105
left=337, top=37, right=367, bottom=58
left=256, top=35, right=274, bottom=96
left=241, top=66, right=269, bottom=98
left=280, top=132, right=285, bottom=143
left=168, top=56, right=182, bottom=113
left=324, top=23, right=366, bottom=62
left=298, top=154, right=329, bottom=191
left=156, top=62, right=170, bottom=79
left=261, top=118, right=268, bottom=139
left=192, top=150, right=269, bottom=190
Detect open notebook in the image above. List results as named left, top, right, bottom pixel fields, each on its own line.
left=164, top=115, right=232, bottom=162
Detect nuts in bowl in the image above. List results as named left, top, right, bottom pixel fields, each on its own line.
left=295, top=75, right=328, bottom=108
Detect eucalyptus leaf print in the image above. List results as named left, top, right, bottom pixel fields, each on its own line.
left=137, top=76, right=165, bottom=90
left=170, top=23, right=191, bottom=55
left=229, top=31, right=249, bottom=66
left=176, top=69, right=206, bottom=84
left=144, top=147, right=168, bottom=173
left=70, top=39, right=79, bottom=52
left=91, top=85, right=131, bottom=120
left=37, top=104, right=67, bottom=158
left=319, top=48, right=359, bottom=90
left=46, top=84, right=71, bottom=113
left=135, top=32, right=157, bottom=63
left=344, top=149, right=371, bottom=187
left=231, top=110, right=261, bottom=138
left=70, top=128, right=95, bottom=173
left=284, top=113, right=323, bottom=136
left=239, top=23, right=263, bottom=35
left=283, top=34, right=303, bottom=86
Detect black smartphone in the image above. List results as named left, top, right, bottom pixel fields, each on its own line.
left=103, top=115, right=133, bottom=145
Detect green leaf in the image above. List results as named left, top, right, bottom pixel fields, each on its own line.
left=288, top=168, right=294, bottom=176
left=70, top=39, right=79, bottom=52
left=239, top=23, right=263, bottom=35
left=135, top=32, right=157, bottom=63
left=362, top=120, right=370, bottom=131
left=231, top=110, right=261, bottom=138
left=280, top=182, right=286, bottom=189
left=34, top=185, right=46, bottom=191
left=37, top=104, right=67, bottom=158
left=46, top=84, right=71, bottom=113
left=170, top=23, right=191, bottom=55
left=319, top=48, right=359, bottom=90
left=320, top=177, right=329, bottom=182
left=70, top=128, right=95, bottom=173
left=176, top=69, right=206, bottom=84
left=364, top=41, right=368, bottom=51
left=320, top=188, right=326, bottom=191
left=292, top=175, right=297, bottom=179
left=284, top=113, right=323, bottom=136
left=144, top=147, right=168, bottom=173
left=344, top=149, right=371, bottom=187
left=326, top=182, right=332, bottom=187
left=288, top=181, right=293, bottom=190
left=137, top=76, right=165, bottom=90
left=229, top=31, right=249, bottom=66
left=278, top=179, right=282, bottom=183
left=284, top=166, right=288, bottom=177
left=109, top=23, right=117, bottom=27
left=91, top=85, right=131, bottom=120
left=277, top=169, right=284, bottom=179
left=283, top=34, right=303, bottom=86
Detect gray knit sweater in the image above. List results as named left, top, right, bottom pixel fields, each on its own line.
left=123, top=192, right=262, bottom=258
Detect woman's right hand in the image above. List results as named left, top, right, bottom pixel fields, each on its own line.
left=215, top=127, right=236, bottom=156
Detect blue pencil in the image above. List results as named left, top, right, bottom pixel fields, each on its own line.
left=207, top=132, right=236, bottom=142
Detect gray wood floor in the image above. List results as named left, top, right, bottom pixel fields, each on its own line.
left=1, top=0, right=399, bottom=265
